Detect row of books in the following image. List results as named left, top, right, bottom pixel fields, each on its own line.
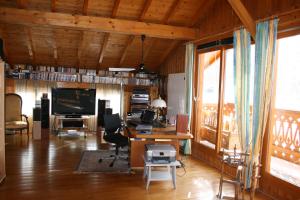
left=8, top=64, right=152, bottom=78
left=8, top=71, right=154, bottom=86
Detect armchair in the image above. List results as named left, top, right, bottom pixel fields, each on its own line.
left=98, top=114, right=128, bottom=167
left=5, top=93, right=29, bottom=137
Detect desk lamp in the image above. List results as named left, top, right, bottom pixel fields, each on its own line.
left=151, top=96, right=167, bottom=122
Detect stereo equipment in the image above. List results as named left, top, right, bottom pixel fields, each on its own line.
left=41, top=98, right=49, bottom=128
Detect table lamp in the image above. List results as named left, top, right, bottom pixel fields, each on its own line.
left=151, top=96, right=167, bottom=121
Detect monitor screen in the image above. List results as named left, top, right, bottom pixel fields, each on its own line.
left=51, top=88, right=96, bottom=115
left=141, top=110, right=155, bottom=124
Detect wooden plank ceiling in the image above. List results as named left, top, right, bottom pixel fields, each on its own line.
left=0, top=0, right=209, bottom=71
left=0, top=0, right=299, bottom=71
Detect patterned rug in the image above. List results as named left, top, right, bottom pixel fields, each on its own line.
left=76, top=150, right=130, bottom=173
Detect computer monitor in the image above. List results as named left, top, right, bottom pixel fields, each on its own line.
left=140, top=110, right=155, bottom=124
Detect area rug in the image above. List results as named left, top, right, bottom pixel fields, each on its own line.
left=76, top=150, right=130, bottom=173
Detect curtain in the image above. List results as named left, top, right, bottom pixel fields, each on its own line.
left=183, top=43, right=194, bottom=154
left=233, top=28, right=252, bottom=188
left=15, top=80, right=121, bottom=132
left=233, top=28, right=252, bottom=152
left=251, top=19, right=278, bottom=166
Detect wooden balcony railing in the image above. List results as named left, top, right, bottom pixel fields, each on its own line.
left=272, top=109, right=300, bottom=164
left=198, top=103, right=300, bottom=165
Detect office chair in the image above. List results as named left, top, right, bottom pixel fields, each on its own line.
left=99, top=114, right=129, bottom=167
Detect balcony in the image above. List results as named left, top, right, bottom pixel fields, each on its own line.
left=197, top=103, right=300, bottom=187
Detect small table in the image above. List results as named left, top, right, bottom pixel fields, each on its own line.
left=143, top=159, right=181, bottom=190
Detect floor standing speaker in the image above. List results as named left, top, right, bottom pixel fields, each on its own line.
left=97, top=99, right=106, bottom=127
left=41, top=98, right=49, bottom=128
left=33, top=107, right=41, bottom=140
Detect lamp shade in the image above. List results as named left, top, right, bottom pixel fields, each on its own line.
left=151, top=96, right=167, bottom=108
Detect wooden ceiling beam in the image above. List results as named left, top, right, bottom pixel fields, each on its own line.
left=82, top=0, right=89, bottom=15
left=77, top=0, right=89, bottom=68
left=98, top=0, right=121, bottom=66
left=227, top=0, right=256, bottom=39
left=162, top=0, right=181, bottom=24
left=0, top=8, right=198, bottom=40
left=119, top=35, right=135, bottom=65
left=111, top=0, right=121, bottom=18
left=17, top=0, right=28, bottom=9
left=98, top=33, right=110, bottom=64
left=155, top=0, right=182, bottom=68
left=51, top=0, right=56, bottom=12
left=24, top=27, right=35, bottom=62
left=119, top=0, right=153, bottom=66
left=139, top=0, right=153, bottom=21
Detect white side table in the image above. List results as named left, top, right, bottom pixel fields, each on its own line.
left=143, top=160, right=181, bottom=190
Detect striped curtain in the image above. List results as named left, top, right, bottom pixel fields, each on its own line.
left=183, top=43, right=194, bottom=154
left=251, top=19, right=278, bottom=165
left=233, top=28, right=252, bottom=153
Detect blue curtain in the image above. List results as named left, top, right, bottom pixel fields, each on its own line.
left=251, top=19, right=278, bottom=169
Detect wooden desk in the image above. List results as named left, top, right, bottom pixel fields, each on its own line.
left=126, top=126, right=193, bottom=168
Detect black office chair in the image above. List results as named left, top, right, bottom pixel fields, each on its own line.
left=99, top=114, right=129, bottom=167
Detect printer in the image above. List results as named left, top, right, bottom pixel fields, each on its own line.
left=144, top=144, right=176, bottom=164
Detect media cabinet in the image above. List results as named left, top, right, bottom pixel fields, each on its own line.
left=53, top=116, right=91, bottom=138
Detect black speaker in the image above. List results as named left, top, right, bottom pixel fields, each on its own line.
left=41, top=98, right=49, bottom=128
left=33, top=107, right=41, bottom=121
left=105, top=108, right=112, bottom=115
left=97, top=99, right=106, bottom=127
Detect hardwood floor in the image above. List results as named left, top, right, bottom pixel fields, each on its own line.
left=0, top=133, right=271, bottom=200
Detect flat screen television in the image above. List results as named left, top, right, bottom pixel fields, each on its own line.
left=51, top=88, right=96, bottom=116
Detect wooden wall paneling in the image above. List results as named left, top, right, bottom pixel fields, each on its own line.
left=5, top=78, right=15, bottom=93
left=54, top=0, right=85, bottom=14
left=167, top=0, right=203, bottom=26
left=86, top=0, right=116, bottom=17
left=159, top=44, right=185, bottom=75
left=0, top=61, right=5, bottom=183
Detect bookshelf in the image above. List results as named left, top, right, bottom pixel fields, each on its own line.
left=5, top=64, right=158, bottom=87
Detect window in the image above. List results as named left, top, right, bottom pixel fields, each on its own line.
left=195, top=50, right=221, bottom=149
left=270, top=34, right=300, bottom=187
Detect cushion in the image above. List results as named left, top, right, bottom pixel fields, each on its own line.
left=5, top=121, right=28, bottom=130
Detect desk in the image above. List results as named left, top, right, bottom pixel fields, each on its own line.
left=125, top=126, right=193, bottom=168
